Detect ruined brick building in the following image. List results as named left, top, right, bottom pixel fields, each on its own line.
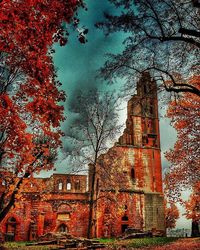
left=0, top=73, right=165, bottom=241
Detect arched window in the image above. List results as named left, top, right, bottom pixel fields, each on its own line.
left=7, top=217, right=16, bottom=223
left=58, top=181, right=63, bottom=191
left=144, top=84, right=148, bottom=94
left=66, top=182, right=71, bottom=191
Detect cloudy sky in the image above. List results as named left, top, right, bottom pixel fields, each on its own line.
left=52, top=0, right=176, bottom=171
left=51, top=0, right=190, bottom=230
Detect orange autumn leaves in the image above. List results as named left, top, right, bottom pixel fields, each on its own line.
left=0, top=0, right=83, bottom=220
left=165, top=77, right=200, bottom=199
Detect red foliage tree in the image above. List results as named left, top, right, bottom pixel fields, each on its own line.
left=0, top=0, right=84, bottom=222
left=165, top=76, right=200, bottom=201
left=185, top=182, right=200, bottom=237
left=165, top=202, right=180, bottom=229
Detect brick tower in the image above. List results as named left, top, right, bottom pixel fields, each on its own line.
left=94, top=72, right=165, bottom=237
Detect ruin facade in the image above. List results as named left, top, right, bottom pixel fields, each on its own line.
left=0, top=73, right=165, bottom=241
left=93, top=72, right=165, bottom=238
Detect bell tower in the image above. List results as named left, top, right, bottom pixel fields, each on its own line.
left=118, top=72, right=160, bottom=150
left=95, top=72, right=165, bottom=237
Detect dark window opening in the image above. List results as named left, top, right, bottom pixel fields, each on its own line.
left=131, top=168, right=135, bottom=179
left=150, top=106, right=153, bottom=114
left=122, top=215, right=128, bottom=221
left=7, top=217, right=16, bottom=223
left=105, top=207, right=110, bottom=214
left=144, top=84, right=147, bottom=94
left=124, top=205, right=128, bottom=211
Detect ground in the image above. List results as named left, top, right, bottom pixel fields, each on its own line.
left=102, top=237, right=200, bottom=249
left=1, top=237, right=200, bottom=249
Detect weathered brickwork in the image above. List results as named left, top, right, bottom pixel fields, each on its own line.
left=0, top=174, right=89, bottom=241
left=0, top=72, right=165, bottom=241
left=93, top=72, right=165, bottom=237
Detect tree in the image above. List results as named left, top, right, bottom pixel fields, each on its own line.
left=96, top=0, right=200, bottom=97
left=0, top=0, right=85, bottom=222
left=165, top=202, right=180, bottom=230
left=65, top=89, right=122, bottom=238
left=185, top=182, right=200, bottom=237
left=165, top=80, right=200, bottom=201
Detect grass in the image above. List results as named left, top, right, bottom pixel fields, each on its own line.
left=127, top=237, right=178, bottom=248
left=1, top=242, right=59, bottom=249
left=1, top=237, right=180, bottom=249
left=98, top=237, right=179, bottom=248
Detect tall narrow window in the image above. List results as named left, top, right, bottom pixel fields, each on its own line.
left=75, top=180, right=80, bottom=190
left=150, top=106, right=153, bottom=114
left=144, top=84, right=147, bottom=94
left=58, top=182, right=63, bottom=191
left=131, top=168, right=135, bottom=180
left=67, top=182, right=71, bottom=191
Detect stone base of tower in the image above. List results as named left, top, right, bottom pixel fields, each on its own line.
left=144, top=193, right=165, bottom=234
left=95, top=191, right=165, bottom=238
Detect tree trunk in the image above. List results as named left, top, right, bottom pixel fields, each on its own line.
left=0, top=172, right=30, bottom=223
left=191, top=220, right=200, bottom=237
left=87, top=163, right=97, bottom=238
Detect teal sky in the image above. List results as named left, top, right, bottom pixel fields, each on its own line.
left=53, top=0, right=127, bottom=157
left=52, top=0, right=177, bottom=171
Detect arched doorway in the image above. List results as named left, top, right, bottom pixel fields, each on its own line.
left=5, top=217, right=17, bottom=241
left=121, top=215, right=129, bottom=234
left=57, top=224, right=68, bottom=233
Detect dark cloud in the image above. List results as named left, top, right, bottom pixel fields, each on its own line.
left=52, top=0, right=177, bottom=175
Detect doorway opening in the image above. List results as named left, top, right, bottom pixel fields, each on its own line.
left=58, top=224, right=68, bottom=233
left=121, top=224, right=128, bottom=233
left=5, top=217, right=17, bottom=241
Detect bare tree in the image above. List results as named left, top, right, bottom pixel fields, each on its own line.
left=65, top=89, right=122, bottom=238
left=96, top=0, right=200, bottom=97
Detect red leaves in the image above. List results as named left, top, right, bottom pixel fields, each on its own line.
left=165, top=77, right=200, bottom=200
left=0, top=0, right=83, bottom=219
left=185, top=182, right=200, bottom=221
left=165, top=202, right=180, bottom=229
